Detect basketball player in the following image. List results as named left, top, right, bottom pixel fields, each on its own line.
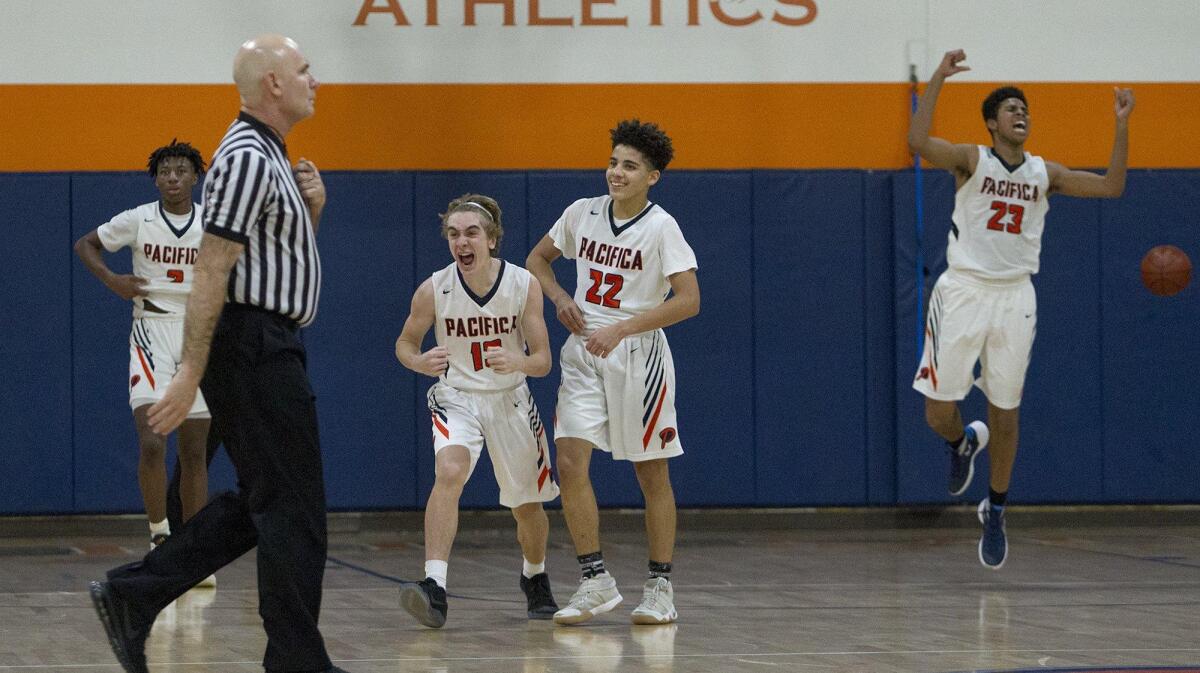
left=526, top=119, right=700, bottom=625
left=74, top=140, right=214, bottom=573
left=395, top=194, right=560, bottom=628
left=908, top=50, right=1134, bottom=569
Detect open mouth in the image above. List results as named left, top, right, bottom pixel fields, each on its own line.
left=457, top=252, right=475, bottom=267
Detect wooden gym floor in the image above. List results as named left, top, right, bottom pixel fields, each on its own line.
left=1, top=507, right=1198, bottom=673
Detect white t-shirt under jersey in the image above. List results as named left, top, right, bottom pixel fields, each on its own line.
left=97, top=201, right=203, bottom=318
left=948, top=146, right=1050, bottom=280
left=432, top=259, right=532, bottom=392
left=549, top=196, right=697, bottom=335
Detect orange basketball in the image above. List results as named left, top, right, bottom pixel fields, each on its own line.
left=1140, top=245, right=1192, bottom=296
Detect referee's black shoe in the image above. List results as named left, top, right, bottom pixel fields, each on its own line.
left=521, top=572, right=559, bottom=619
left=400, top=577, right=448, bottom=628
left=89, top=580, right=150, bottom=673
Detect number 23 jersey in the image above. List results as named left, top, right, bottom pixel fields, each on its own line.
left=948, top=145, right=1050, bottom=280
left=549, top=196, right=698, bottom=335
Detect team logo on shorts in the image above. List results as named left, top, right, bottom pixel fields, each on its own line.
left=130, top=374, right=141, bottom=389
left=915, top=366, right=938, bottom=389
left=658, top=427, right=676, bottom=449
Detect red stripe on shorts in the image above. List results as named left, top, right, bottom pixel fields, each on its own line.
left=432, top=414, right=450, bottom=439
left=135, top=346, right=156, bottom=390
left=642, top=382, right=668, bottom=449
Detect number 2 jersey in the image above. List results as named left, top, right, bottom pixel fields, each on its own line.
left=947, top=146, right=1050, bottom=280
left=548, top=196, right=698, bottom=335
left=97, top=201, right=203, bottom=318
left=432, top=259, right=532, bottom=392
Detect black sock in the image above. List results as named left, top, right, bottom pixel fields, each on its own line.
left=578, top=551, right=605, bottom=580
left=989, top=488, right=1007, bottom=508
left=648, top=560, right=672, bottom=580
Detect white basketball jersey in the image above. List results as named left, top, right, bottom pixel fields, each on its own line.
left=549, top=196, right=697, bottom=335
left=947, top=146, right=1050, bottom=280
left=97, top=201, right=203, bottom=318
left=432, top=260, right=531, bottom=392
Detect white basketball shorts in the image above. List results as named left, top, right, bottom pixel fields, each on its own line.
left=555, top=330, right=684, bottom=462
left=426, top=381, right=559, bottom=508
left=913, top=269, right=1037, bottom=410
left=128, top=317, right=209, bottom=418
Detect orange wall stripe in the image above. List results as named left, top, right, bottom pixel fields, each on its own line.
left=2, top=83, right=1195, bottom=171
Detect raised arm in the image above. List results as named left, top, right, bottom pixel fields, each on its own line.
left=1047, top=88, right=1135, bottom=198
left=908, top=49, right=977, bottom=177
left=526, top=233, right=586, bottom=335
left=395, top=278, right=449, bottom=378
left=147, top=232, right=243, bottom=435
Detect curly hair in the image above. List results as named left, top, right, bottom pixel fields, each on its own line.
left=610, top=119, right=674, bottom=171
left=440, top=193, right=504, bottom=251
left=147, top=139, right=206, bottom=177
left=981, top=87, right=1028, bottom=127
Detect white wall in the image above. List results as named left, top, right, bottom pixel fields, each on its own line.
left=2, top=0, right=1197, bottom=83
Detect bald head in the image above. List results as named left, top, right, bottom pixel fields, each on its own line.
left=233, top=34, right=300, bottom=105
left=231, top=33, right=318, bottom=132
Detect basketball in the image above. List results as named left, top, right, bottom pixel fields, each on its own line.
left=1140, top=245, right=1192, bottom=296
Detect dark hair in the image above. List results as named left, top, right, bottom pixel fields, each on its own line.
left=440, top=193, right=503, bottom=251
left=981, top=86, right=1028, bottom=125
left=610, top=119, right=674, bottom=171
left=147, top=139, right=206, bottom=177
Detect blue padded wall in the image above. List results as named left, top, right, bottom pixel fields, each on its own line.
left=863, top=173, right=897, bottom=504
left=303, top=172, right=416, bottom=509
left=652, top=172, right=754, bottom=506
left=2, top=168, right=1198, bottom=513
left=1017, top=196, right=1104, bottom=502
left=893, top=171, right=959, bottom=504
left=0, top=176, right=74, bottom=512
left=753, top=172, right=867, bottom=505
left=1099, top=172, right=1200, bottom=501
left=70, top=174, right=163, bottom=512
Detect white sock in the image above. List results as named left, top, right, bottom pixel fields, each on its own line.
left=425, top=560, right=448, bottom=589
left=523, top=558, right=545, bottom=579
left=149, top=519, right=170, bottom=537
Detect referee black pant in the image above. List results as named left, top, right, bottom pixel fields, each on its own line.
left=105, top=304, right=332, bottom=673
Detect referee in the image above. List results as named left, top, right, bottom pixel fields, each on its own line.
left=89, top=34, right=351, bottom=673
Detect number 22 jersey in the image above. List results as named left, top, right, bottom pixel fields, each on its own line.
left=549, top=196, right=697, bottom=335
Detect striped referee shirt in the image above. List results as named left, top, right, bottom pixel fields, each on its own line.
left=203, top=112, right=321, bottom=326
